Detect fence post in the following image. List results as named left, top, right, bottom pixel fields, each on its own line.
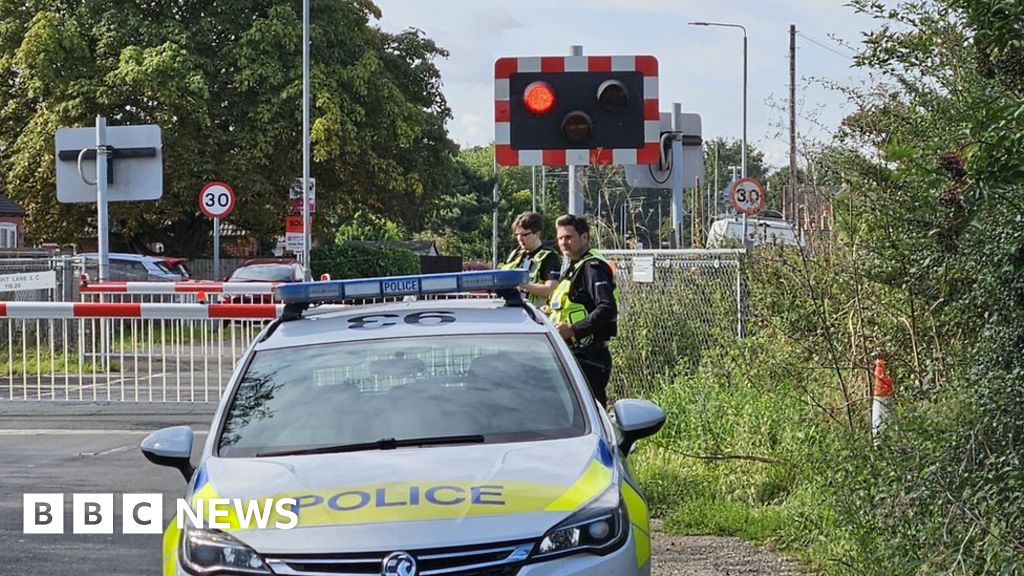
left=735, top=260, right=745, bottom=338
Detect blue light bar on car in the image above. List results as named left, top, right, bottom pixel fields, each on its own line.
left=274, top=269, right=529, bottom=305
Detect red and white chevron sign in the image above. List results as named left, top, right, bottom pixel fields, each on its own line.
left=494, top=54, right=660, bottom=167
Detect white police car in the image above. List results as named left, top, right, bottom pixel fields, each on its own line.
left=141, top=270, right=666, bottom=576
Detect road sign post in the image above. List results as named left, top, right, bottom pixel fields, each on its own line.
left=199, top=182, right=236, bottom=280
left=730, top=177, right=766, bottom=250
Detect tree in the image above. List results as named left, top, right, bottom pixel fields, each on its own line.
left=701, top=137, right=768, bottom=194
left=421, top=149, right=494, bottom=260
left=0, top=0, right=454, bottom=254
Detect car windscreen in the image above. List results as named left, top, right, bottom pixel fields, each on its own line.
left=217, top=334, right=586, bottom=457
left=228, top=264, right=294, bottom=282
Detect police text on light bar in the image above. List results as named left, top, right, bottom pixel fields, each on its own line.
left=274, top=270, right=529, bottom=305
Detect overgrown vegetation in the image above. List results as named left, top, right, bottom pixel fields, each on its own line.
left=631, top=1, right=1024, bottom=573
left=310, top=240, right=420, bottom=279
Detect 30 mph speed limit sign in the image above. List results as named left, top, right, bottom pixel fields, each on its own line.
left=198, top=181, right=235, bottom=219
left=730, top=177, right=766, bottom=215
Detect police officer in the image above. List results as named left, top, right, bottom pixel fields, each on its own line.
left=499, top=211, right=561, bottom=307
left=548, top=214, right=618, bottom=408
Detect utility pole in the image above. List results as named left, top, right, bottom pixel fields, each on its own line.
left=788, top=24, right=798, bottom=224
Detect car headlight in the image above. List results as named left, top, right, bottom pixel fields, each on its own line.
left=533, top=485, right=628, bottom=560
left=180, top=524, right=271, bottom=575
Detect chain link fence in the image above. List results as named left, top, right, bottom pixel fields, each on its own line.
left=603, top=249, right=745, bottom=399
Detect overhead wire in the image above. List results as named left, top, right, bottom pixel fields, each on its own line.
left=796, top=31, right=857, bottom=61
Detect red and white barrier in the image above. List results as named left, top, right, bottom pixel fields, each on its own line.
left=0, top=302, right=284, bottom=319
left=79, top=281, right=279, bottom=295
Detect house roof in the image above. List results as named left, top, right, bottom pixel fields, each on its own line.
left=0, top=193, right=26, bottom=217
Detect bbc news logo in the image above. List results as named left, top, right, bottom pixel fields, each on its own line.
left=23, top=494, right=298, bottom=534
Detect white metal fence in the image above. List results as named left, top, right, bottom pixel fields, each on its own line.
left=0, top=302, right=280, bottom=402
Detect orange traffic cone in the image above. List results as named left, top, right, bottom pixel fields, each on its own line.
left=871, top=357, right=893, bottom=442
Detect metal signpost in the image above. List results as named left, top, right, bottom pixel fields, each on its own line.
left=624, top=109, right=704, bottom=248
left=55, top=118, right=162, bottom=280
left=198, top=182, right=236, bottom=280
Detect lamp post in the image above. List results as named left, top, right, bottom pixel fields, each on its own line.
left=689, top=21, right=746, bottom=179
left=301, top=0, right=312, bottom=280
left=690, top=21, right=747, bottom=247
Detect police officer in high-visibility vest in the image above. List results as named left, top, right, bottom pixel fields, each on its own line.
left=548, top=214, right=618, bottom=408
left=499, top=211, right=561, bottom=308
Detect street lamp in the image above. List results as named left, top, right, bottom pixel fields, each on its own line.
left=690, top=21, right=748, bottom=248
left=688, top=21, right=747, bottom=179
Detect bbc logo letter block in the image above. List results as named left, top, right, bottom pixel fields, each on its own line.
left=23, top=493, right=164, bottom=535
left=494, top=55, right=660, bottom=167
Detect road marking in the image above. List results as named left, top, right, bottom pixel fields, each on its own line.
left=79, top=445, right=133, bottom=457
left=0, top=429, right=209, bottom=436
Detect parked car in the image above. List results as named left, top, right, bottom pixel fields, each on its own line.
left=80, top=252, right=185, bottom=282
left=226, top=258, right=306, bottom=283
left=706, top=215, right=804, bottom=249
left=224, top=258, right=306, bottom=304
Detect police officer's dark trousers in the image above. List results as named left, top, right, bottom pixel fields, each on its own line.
left=574, top=343, right=612, bottom=408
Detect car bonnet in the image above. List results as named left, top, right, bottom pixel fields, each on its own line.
left=183, top=434, right=617, bottom=552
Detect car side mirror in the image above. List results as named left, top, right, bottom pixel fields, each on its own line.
left=613, top=399, right=666, bottom=455
left=140, top=426, right=196, bottom=482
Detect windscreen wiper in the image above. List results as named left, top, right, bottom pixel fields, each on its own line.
left=256, top=434, right=485, bottom=457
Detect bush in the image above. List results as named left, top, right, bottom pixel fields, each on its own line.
left=310, top=241, right=420, bottom=280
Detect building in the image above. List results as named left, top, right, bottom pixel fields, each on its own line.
left=0, top=193, right=26, bottom=249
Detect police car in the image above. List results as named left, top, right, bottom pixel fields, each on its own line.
left=141, top=269, right=666, bottom=576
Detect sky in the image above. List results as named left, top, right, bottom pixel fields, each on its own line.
left=371, top=0, right=884, bottom=170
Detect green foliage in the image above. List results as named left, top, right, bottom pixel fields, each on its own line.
left=333, top=210, right=406, bottom=244
left=703, top=137, right=769, bottom=191
left=432, top=145, right=567, bottom=263
left=631, top=332, right=847, bottom=569
left=635, top=2, right=1024, bottom=573
left=310, top=240, right=419, bottom=280
left=421, top=149, right=496, bottom=260
left=0, top=0, right=454, bottom=254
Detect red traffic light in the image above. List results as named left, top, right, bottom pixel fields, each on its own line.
left=523, top=81, right=556, bottom=114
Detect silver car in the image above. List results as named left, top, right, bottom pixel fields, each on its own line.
left=142, top=270, right=665, bottom=576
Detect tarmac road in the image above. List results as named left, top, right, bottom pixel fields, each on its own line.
left=0, top=402, right=212, bottom=576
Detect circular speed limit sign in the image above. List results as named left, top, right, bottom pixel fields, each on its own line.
left=730, top=177, right=766, bottom=215
left=198, top=181, right=235, bottom=219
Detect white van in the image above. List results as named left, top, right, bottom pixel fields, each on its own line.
left=706, top=216, right=803, bottom=248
